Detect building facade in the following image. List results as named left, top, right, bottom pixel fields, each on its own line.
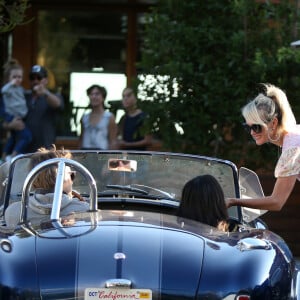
left=4, top=0, right=156, bottom=136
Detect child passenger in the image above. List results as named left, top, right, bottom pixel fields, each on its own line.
left=178, top=174, right=229, bottom=232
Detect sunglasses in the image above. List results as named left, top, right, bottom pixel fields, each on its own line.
left=68, top=171, right=76, bottom=181
left=29, top=74, right=43, bottom=81
left=242, top=123, right=263, bottom=134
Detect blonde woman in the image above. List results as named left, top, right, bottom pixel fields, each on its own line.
left=226, top=84, right=299, bottom=211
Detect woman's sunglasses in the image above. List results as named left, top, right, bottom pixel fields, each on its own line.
left=242, top=123, right=263, bottom=134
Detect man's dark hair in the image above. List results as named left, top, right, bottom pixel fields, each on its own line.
left=86, top=84, right=107, bottom=99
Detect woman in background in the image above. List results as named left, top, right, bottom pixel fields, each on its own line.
left=117, top=87, right=152, bottom=150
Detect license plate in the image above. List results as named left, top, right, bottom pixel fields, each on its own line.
left=85, top=288, right=152, bottom=299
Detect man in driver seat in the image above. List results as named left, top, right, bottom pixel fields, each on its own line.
left=5, top=145, right=89, bottom=228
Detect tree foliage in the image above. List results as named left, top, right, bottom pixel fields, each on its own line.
left=137, top=0, right=300, bottom=171
left=0, top=0, right=31, bottom=33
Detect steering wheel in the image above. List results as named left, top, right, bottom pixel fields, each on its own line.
left=20, top=158, right=97, bottom=225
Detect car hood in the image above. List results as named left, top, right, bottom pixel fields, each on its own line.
left=9, top=210, right=293, bottom=300
left=35, top=210, right=205, bottom=299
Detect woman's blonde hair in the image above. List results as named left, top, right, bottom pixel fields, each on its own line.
left=242, top=84, right=296, bottom=134
left=30, top=145, right=72, bottom=190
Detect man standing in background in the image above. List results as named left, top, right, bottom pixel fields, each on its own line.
left=25, top=65, right=64, bottom=152
left=2, top=65, right=64, bottom=153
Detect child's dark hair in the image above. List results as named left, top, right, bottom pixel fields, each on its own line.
left=3, top=58, right=23, bottom=82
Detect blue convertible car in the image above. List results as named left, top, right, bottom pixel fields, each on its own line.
left=0, top=150, right=299, bottom=299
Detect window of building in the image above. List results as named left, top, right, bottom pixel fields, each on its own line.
left=37, top=9, right=127, bottom=135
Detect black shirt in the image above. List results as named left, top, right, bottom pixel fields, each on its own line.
left=24, top=90, right=64, bottom=153
left=120, top=111, right=147, bottom=150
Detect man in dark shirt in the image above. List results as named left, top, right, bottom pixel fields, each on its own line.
left=1, top=65, right=64, bottom=153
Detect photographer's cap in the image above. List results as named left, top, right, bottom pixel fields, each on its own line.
left=30, top=65, right=48, bottom=78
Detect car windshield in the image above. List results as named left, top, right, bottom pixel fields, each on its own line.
left=2, top=151, right=240, bottom=220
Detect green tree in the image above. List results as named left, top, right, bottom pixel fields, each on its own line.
left=137, top=0, right=300, bottom=171
left=0, top=0, right=31, bottom=33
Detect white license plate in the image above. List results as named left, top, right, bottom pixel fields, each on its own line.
left=85, top=288, right=152, bottom=300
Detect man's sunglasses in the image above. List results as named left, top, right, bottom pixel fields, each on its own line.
left=29, top=74, right=43, bottom=80
left=242, top=123, right=263, bottom=134
left=69, top=171, right=76, bottom=181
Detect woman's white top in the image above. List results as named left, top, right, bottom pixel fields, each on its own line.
left=81, top=110, right=112, bottom=150
left=275, top=125, right=300, bottom=181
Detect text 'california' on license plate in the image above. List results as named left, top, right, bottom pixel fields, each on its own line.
left=85, top=288, right=152, bottom=299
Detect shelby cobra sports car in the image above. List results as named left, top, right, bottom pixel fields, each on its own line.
left=0, top=150, right=299, bottom=299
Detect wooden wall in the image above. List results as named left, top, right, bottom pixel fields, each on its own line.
left=260, top=175, right=300, bottom=257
